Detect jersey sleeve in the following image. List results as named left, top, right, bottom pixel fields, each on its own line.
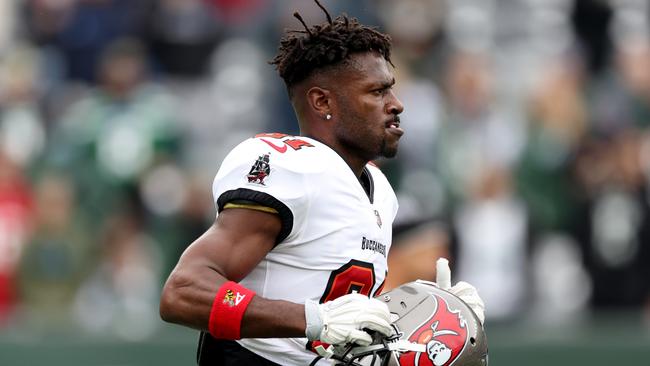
left=212, top=138, right=309, bottom=244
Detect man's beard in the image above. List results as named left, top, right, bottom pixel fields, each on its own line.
left=380, top=138, right=398, bottom=158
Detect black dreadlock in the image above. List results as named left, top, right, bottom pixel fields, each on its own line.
left=270, top=0, right=393, bottom=93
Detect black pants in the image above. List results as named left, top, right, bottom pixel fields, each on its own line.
left=197, top=332, right=281, bottom=366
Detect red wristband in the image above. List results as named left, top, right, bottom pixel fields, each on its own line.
left=208, top=281, right=256, bottom=340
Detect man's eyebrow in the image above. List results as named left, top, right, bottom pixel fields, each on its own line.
left=371, top=78, right=395, bottom=89
left=381, top=78, right=396, bottom=88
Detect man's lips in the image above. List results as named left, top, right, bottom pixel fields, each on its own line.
left=386, top=118, right=404, bottom=136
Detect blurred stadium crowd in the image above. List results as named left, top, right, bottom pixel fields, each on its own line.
left=0, top=0, right=648, bottom=341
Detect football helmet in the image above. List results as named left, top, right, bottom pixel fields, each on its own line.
left=323, top=280, right=488, bottom=366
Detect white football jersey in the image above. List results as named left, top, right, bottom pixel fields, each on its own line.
left=211, top=133, right=398, bottom=365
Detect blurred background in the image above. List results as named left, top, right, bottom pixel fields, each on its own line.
left=0, top=0, right=649, bottom=365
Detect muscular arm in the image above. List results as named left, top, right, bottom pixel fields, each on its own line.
left=159, top=208, right=306, bottom=338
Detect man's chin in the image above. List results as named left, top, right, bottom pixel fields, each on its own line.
left=381, top=147, right=398, bottom=159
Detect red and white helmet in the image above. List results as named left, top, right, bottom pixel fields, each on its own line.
left=327, top=280, right=488, bottom=366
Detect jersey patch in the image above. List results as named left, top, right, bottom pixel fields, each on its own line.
left=247, top=153, right=271, bottom=185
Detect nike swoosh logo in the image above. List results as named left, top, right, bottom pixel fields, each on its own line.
left=260, top=139, right=287, bottom=153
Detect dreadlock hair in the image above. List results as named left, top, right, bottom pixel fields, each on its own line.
left=270, top=0, right=393, bottom=96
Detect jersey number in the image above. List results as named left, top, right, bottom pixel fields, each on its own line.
left=319, top=259, right=377, bottom=303
left=308, top=260, right=385, bottom=355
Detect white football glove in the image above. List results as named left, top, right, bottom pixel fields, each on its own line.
left=304, top=293, right=392, bottom=346
left=436, top=258, right=486, bottom=324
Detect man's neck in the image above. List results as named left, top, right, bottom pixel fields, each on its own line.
left=302, top=133, right=367, bottom=178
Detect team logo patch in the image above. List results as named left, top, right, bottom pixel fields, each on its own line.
left=399, top=294, right=468, bottom=366
left=222, top=289, right=247, bottom=307
left=222, top=289, right=236, bottom=307
left=247, top=153, right=271, bottom=185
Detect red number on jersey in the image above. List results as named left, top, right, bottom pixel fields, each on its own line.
left=284, top=138, right=314, bottom=151
left=255, top=132, right=289, bottom=139
left=319, top=259, right=376, bottom=303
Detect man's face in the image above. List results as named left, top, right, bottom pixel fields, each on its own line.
left=331, top=52, right=404, bottom=161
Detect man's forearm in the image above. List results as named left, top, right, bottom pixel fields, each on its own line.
left=160, top=267, right=306, bottom=338
left=241, top=297, right=306, bottom=338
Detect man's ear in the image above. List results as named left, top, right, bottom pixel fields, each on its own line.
left=306, top=86, right=332, bottom=118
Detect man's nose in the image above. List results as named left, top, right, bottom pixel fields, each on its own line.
left=387, top=92, right=404, bottom=115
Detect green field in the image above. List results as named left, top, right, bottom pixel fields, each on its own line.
left=1, top=312, right=648, bottom=365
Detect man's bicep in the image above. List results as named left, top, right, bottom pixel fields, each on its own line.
left=180, top=208, right=282, bottom=282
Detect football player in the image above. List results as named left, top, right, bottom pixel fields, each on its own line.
left=159, top=1, right=484, bottom=365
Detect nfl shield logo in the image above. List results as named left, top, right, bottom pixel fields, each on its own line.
left=374, top=210, right=382, bottom=228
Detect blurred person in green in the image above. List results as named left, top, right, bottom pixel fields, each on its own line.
left=515, top=52, right=588, bottom=235
left=514, top=51, right=593, bottom=321
left=48, top=38, right=181, bottom=232
left=45, top=37, right=186, bottom=297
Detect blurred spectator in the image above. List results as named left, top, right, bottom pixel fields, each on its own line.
left=515, top=51, right=587, bottom=234
left=23, top=0, right=155, bottom=83
left=572, top=130, right=650, bottom=309
left=530, top=233, right=592, bottom=323
left=72, top=212, right=162, bottom=340
left=0, top=43, right=47, bottom=170
left=591, top=38, right=650, bottom=136
left=384, top=51, right=445, bottom=210
left=17, top=173, right=90, bottom=329
left=147, top=0, right=221, bottom=78
left=0, top=153, right=33, bottom=325
left=570, top=31, right=650, bottom=310
left=375, top=0, right=446, bottom=71
left=166, top=37, right=271, bottom=172
left=205, top=0, right=270, bottom=30
left=146, top=172, right=213, bottom=271
left=454, top=165, right=528, bottom=321
left=48, top=38, right=181, bottom=230
left=436, top=50, right=524, bottom=207
left=571, top=0, right=613, bottom=74
left=20, top=0, right=76, bottom=45
left=0, top=0, right=16, bottom=52
left=0, top=38, right=43, bottom=328
left=385, top=218, right=450, bottom=292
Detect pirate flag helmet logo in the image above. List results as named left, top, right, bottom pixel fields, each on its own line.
left=400, top=294, right=468, bottom=366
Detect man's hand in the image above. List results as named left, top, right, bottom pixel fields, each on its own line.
left=304, top=293, right=392, bottom=346
left=436, top=258, right=485, bottom=324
